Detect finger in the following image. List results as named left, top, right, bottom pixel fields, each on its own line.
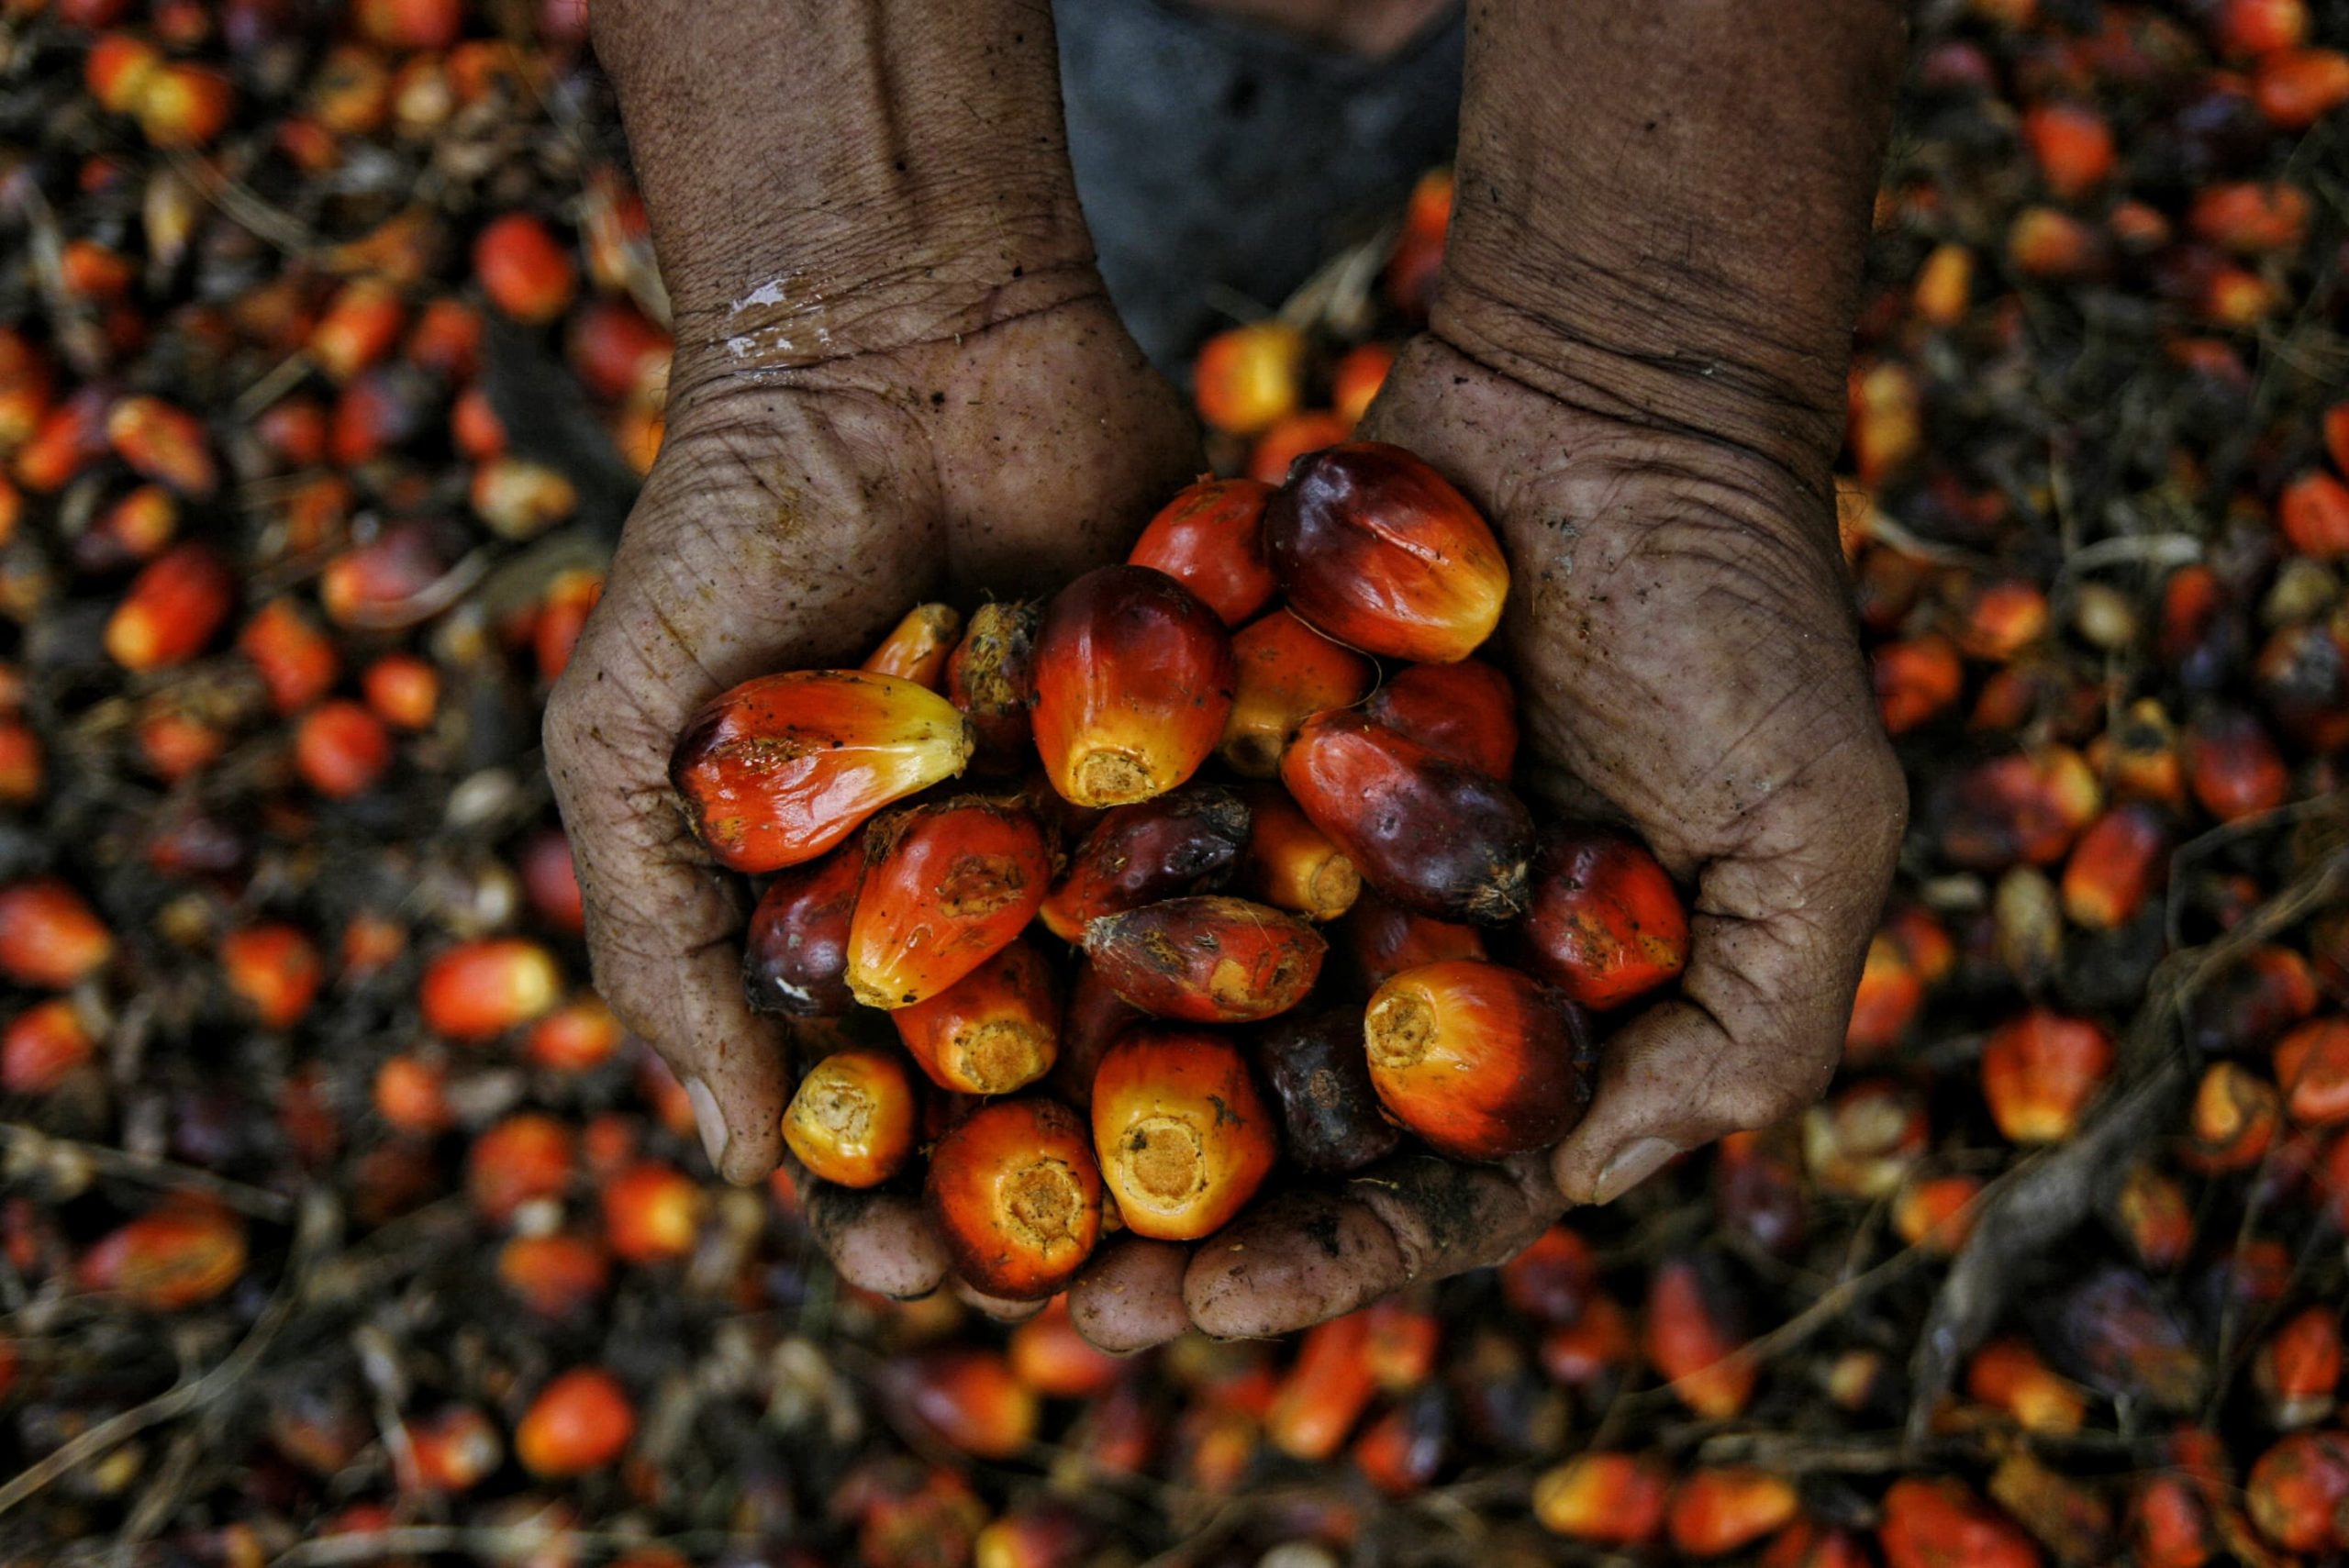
left=1552, top=740, right=1906, bottom=1205
left=796, top=1164, right=950, bottom=1299
left=1067, top=1237, right=1193, bottom=1352
left=1182, top=1153, right=1560, bottom=1339
left=953, top=1278, right=1048, bottom=1323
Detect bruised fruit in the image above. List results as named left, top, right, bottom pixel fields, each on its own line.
left=1219, top=607, right=1376, bottom=778
left=925, top=1098, right=1102, bottom=1299
left=1517, top=826, right=1689, bottom=1009
left=1090, top=1029, right=1276, bottom=1240
left=1083, top=895, right=1326, bottom=1023
left=782, top=1048, right=918, bottom=1188
left=1364, top=961, right=1592, bottom=1160
left=1126, top=476, right=1278, bottom=626
left=1283, top=710, right=1532, bottom=924
left=741, top=845, right=862, bottom=1018
left=1259, top=1006, right=1401, bottom=1173
left=1264, top=441, right=1508, bottom=662
left=844, top=797, right=1051, bottom=1008
left=1030, top=566, right=1236, bottom=807
left=891, top=938, right=1059, bottom=1095
left=1036, top=785, right=1251, bottom=941
left=669, top=670, right=974, bottom=873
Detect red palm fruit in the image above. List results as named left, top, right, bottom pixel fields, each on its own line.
left=1083, top=895, right=1326, bottom=1024
left=309, top=279, right=405, bottom=382
left=499, top=1233, right=610, bottom=1317
left=1667, top=1469, right=1800, bottom=1558
left=1967, top=1337, right=2087, bottom=1433
left=1532, top=1452, right=1671, bottom=1544
left=531, top=569, right=601, bottom=684
left=1874, top=634, right=1965, bottom=735
left=2059, top=803, right=2167, bottom=930
left=1330, top=341, right=1395, bottom=426
left=602, top=1161, right=704, bottom=1263
left=1008, top=1295, right=1123, bottom=1398
left=1363, top=660, right=1518, bottom=780
left=237, top=600, right=340, bottom=717
left=1361, top=1293, right=1441, bottom=1390
left=2246, top=1430, right=2349, bottom=1551
left=2254, top=48, right=2349, bottom=128
left=407, top=1406, right=502, bottom=1493
left=517, top=1369, right=634, bottom=1477
left=3, top=999, right=93, bottom=1093
left=741, top=844, right=862, bottom=1018
left=1264, top=1311, right=1376, bottom=1461
left=1284, top=710, right=1532, bottom=924
left=1260, top=1006, right=1398, bottom=1173
left=1955, top=578, right=2050, bottom=661
left=1981, top=1009, right=2113, bottom=1143
left=1193, top=321, right=1304, bottom=437
left=2021, top=102, right=2115, bottom=198
left=859, top=603, right=963, bottom=690
left=1644, top=1253, right=1753, bottom=1418
left=105, top=395, right=214, bottom=497
left=514, top=830, right=584, bottom=936
left=362, top=653, right=440, bottom=731
left=295, top=700, right=392, bottom=797
left=1880, top=1479, right=2044, bottom=1568
left=893, top=939, right=1059, bottom=1095
left=320, top=521, right=440, bottom=627
left=845, top=797, right=1050, bottom=1008
left=1126, top=476, right=1278, bottom=626
left=565, top=295, right=671, bottom=401
left=0, top=879, right=114, bottom=988
left=2183, top=1061, right=2279, bottom=1173
left=16, top=384, right=108, bottom=492
left=670, top=671, right=974, bottom=874
left=1364, top=961, right=1590, bottom=1160
left=74, top=483, right=175, bottom=571
left=451, top=384, right=505, bottom=458
left=474, top=213, right=575, bottom=324
left=2274, top=1017, right=2349, bottom=1126
left=924, top=1098, right=1102, bottom=1299
left=1937, top=748, right=2103, bottom=869
left=220, top=924, right=322, bottom=1029
left=1845, top=931, right=1923, bottom=1060
left=1246, top=410, right=1352, bottom=485
left=1264, top=442, right=1508, bottom=662
left=354, top=0, right=462, bottom=47
left=1031, top=566, right=1236, bottom=807
left=2110, top=1163, right=2194, bottom=1272
left=1763, top=1523, right=1873, bottom=1568
left=373, top=1053, right=452, bottom=1134
left=1894, top=1173, right=1984, bottom=1255
left=944, top=598, right=1041, bottom=771
left=1342, top=890, right=1486, bottom=989
left=137, top=64, right=232, bottom=147
left=1049, top=958, right=1140, bottom=1106
left=105, top=541, right=233, bottom=670
left=1219, top=606, right=1375, bottom=777
left=2253, top=1305, right=2341, bottom=1428
left=2280, top=472, right=2349, bottom=557
left=85, top=32, right=161, bottom=111
left=2009, top=206, right=2102, bottom=280
left=2329, top=403, right=2349, bottom=473
left=1517, top=825, right=1689, bottom=1008
left=1037, top=785, right=1252, bottom=940
left=892, top=1350, right=1038, bottom=1461
left=421, top=937, right=561, bottom=1040
left=1501, top=1224, right=1597, bottom=1324
left=2212, top=0, right=2307, bottom=55
left=1239, top=788, right=1361, bottom=922
left=1090, top=1029, right=1275, bottom=1240
left=2129, top=1475, right=2215, bottom=1568
left=528, top=997, right=622, bottom=1071
left=2190, top=182, right=2310, bottom=253
left=78, top=1204, right=247, bottom=1310
left=0, top=722, right=34, bottom=806
left=467, top=1113, right=576, bottom=1224
left=1386, top=167, right=1453, bottom=313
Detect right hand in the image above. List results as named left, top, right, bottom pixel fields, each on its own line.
left=542, top=283, right=1197, bottom=1296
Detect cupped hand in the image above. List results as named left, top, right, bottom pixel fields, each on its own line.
left=1066, top=334, right=1906, bottom=1347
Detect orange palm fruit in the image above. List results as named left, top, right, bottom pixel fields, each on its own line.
left=2253, top=47, right=2349, bottom=128
left=601, top=1161, right=704, bottom=1263
left=891, top=1350, right=1039, bottom=1461
left=1246, top=409, right=1351, bottom=484
left=1666, top=1469, right=1800, bottom=1558
left=1264, top=1312, right=1377, bottom=1461
left=420, top=937, right=561, bottom=1040
left=1125, top=476, right=1278, bottom=626
left=1283, top=710, right=1532, bottom=924
left=1516, top=825, right=1689, bottom=1009
left=466, top=1113, right=577, bottom=1224
left=516, top=1369, right=635, bottom=1477
left=1644, top=1253, right=1754, bottom=1418
left=0, top=720, right=36, bottom=805
left=1036, top=784, right=1252, bottom=940
left=0, top=879, right=114, bottom=988
left=1219, top=606, right=1375, bottom=778
left=2246, top=1429, right=2349, bottom=1552
left=670, top=670, right=974, bottom=873
left=1193, top=321, right=1304, bottom=437
left=782, top=1048, right=918, bottom=1189
left=1264, top=442, right=1508, bottom=662
left=1363, top=659, right=1518, bottom=779
left=892, top=938, right=1059, bottom=1095
left=406, top=1406, right=503, bottom=1494
left=295, top=700, right=392, bottom=798
left=924, top=1097, right=1102, bottom=1299
left=1082, top=895, right=1326, bottom=1024
left=238, top=599, right=340, bottom=716
left=2185, top=706, right=2288, bottom=821
left=136, top=64, right=233, bottom=148
left=1874, top=634, right=1965, bottom=734
left=845, top=796, right=1051, bottom=1008
left=1363, top=960, right=1591, bottom=1160
left=860, top=602, right=963, bottom=690
left=1238, top=787, right=1361, bottom=922
left=2182, top=1061, right=2279, bottom=1173
left=3, top=998, right=94, bottom=1093
left=2274, top=1017, right=2349, bottom=1126
left=528, top=997, right=623, bottom=1072
left=1030, top=566, right=1236, bottom=808
left=1981, top=1009, right=2113, bottom=1143
left=2190, top=182, right=2311, bottom=253
left=1008, top=1296, right=1123, bottom=1398
left=1877, top=1478, right=2043, bottom=1568
left=2128, top=1474, right=2215, bottom=1568
left=1341, top=889, right=1486, bottom=989
left=1351, top=1392, right=1446, bottom=1496
left=473, top=212, right=575, bottom=324
left=2059, top=804, right=2167, bottom=929
left=2021, top=102, right=2115, bottom=198
left=2253, top=1305, right=2341, bottom=1429
left=944, top=598, right=1041, bottom=772
left=78, top=1204, right=248, bottom=1310
left=1090, top=1029, right=1275, bottom=1240
left=1894, top=1173, right=1984, bottom=1255
left=741, top=843, right=863, bottom=1017
left=219, top=924, right=323, bottom=1029
left=106, top=395, right=216, bottom=497
left=1532, top=1452, right=1671, bottom=1544
left=75, top=484, right=177, bottom=572
left=1967, top=1337, right=2087, bottom=1433
left=1330, top=341, right=1396, bottom=425
left=362, top=652, right=440, bottom=731
left=310, top=277, right=406, bottom=382
left=105, top=541, right=233, bottom=670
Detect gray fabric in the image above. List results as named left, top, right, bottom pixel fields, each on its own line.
left=1055, top=0, right=1464, bottom=371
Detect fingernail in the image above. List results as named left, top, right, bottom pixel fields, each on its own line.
left=684, top=1076, right=729, bottom=1173
left=1595, top=1137, right=1679, bottom=1205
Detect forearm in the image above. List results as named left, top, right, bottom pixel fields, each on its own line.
left=594, top=0, right=1096, bottom=367
left=1435, top=0, right=1905, bottom=486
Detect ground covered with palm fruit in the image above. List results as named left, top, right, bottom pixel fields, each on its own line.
left=0, top=3, right=2346, bottom=1566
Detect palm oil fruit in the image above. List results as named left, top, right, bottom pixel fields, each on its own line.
left=669, top=670, right=974, bottom=873
left=1263, top=441, right=1508, bottom=662
left=845, top=797, right=1052, bottom=1009
left=1258, top=1006, right=1400, bottom=1173
left=861, top=602, right=963, bottom=690
left=1036, top=784, right=1252, bottom=941
left=1364, top=660, right=1519, bottom=779
left=1342, top=890, right=1487, bottom=990
left=1238, top=786, right=1362, bottom=922
left=1283, top=710, right=1533, bottom=925
left=1364, top=961, right=1592, bottom=1160
left=1082, top=895, right=1326, bottom=1023
left=1219, top=607, right=1376, bottom=778
left=782, top=1048, right=918, bottom=1189
left=1090, top=1029, right=1276, bottom=1240
left=944, top=599, right=1042, bottom=772
left=891, top=938, right=1059, bottom=1095
left=1030, top=565, right=1237, bottom=808
left=741, top=842, right=863, bottom=1017
left=1126, top=475, right=1278, bottom=626
left=924, top=1098, right=1102, bottom=1299
left=1517, top=826, right=1690, bottom=1010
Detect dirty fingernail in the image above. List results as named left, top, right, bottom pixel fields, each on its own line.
left=1595, top=1137, right=1678, bottom=1205
left=684, top=1076, right=729, bottom=1172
